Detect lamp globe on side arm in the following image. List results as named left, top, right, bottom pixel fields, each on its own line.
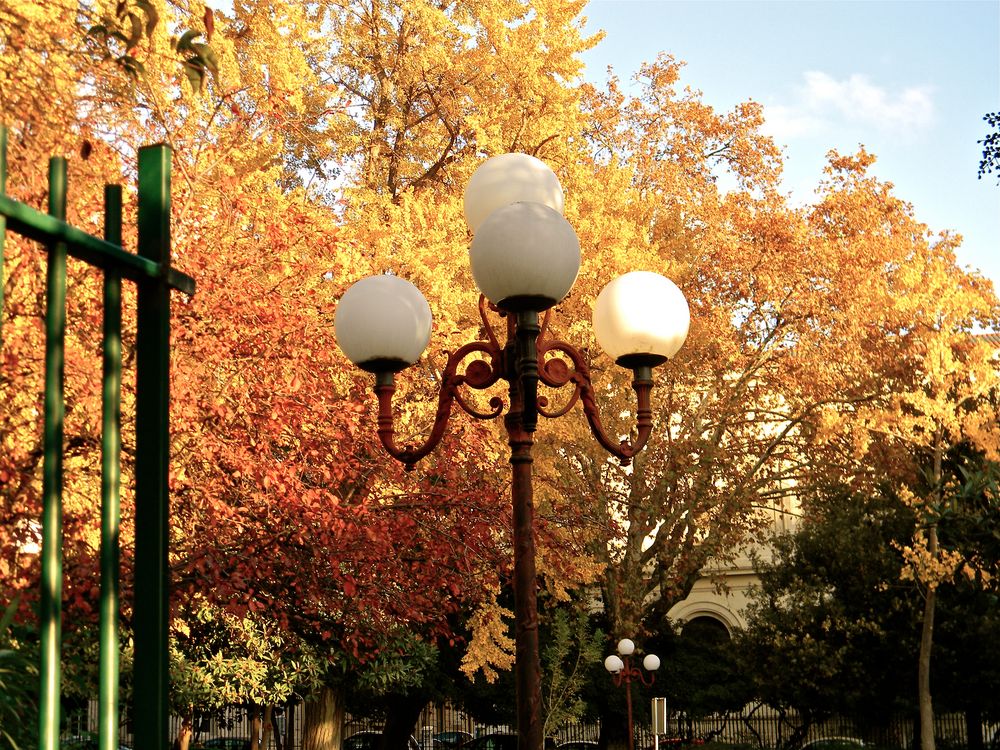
left=593, top=271, right=690, bottom=373
left=334, top=274, right=433, bottom=374
left=604, top=655, right=625, bottom=674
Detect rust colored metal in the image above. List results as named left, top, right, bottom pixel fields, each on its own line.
left=610, top=655, right=657, bottom=750
left=370, top=296, right=661, bottom=750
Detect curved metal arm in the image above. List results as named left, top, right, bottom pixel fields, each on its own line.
left=538, top=340, right=655, bottom=465
left=370, top=296, right=658, bottom=469
left=610, top=658, right=657, bottom=688
left=373, top=339, right=504, bottom=470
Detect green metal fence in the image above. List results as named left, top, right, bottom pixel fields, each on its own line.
left=0, top=124, right=195, bottom=750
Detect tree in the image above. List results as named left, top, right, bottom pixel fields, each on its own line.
left=740, top=462, right=1000, bottom=750
left=739, top=486, right=921, bottom=746
left=838, top=259, right=1000, bottom=750
left=0, top=599, right=37, bottom=750
left=655, top=618, right=751, bottom=735
left=978, top=112, right=1000, bottom=184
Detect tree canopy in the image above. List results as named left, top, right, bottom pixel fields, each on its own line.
left=1, top=1, right=999, bottom=747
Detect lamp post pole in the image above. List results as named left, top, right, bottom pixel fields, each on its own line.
left=335, top=154, right=689, bottom=750
left=605, top=639, right=661, bottom=750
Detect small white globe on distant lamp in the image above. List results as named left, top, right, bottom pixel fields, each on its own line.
left=642, top=654, right=661, bottom=672
left=617, top=638, right=636, bottom=656
left=604, top=655, right=625, bottom=673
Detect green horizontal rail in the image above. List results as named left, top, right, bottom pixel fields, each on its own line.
left=0, top=194, right=194, bottom=296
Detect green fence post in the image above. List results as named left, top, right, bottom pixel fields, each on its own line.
left=38, top=157, right=67, bottom=750
left=100, top=185, right=123, bottom=750
left=133, top=144, right=172, bottom=750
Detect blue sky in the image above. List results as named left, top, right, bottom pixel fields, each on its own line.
left=579, top=0, right=1000, bottom=291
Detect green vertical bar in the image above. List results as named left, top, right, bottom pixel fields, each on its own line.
left=38, top=157, right=67, bottom=750
left=99, top=185, right=123, bottom=750
left=133, top=144, right=171, bottom=750
left=0, top=125, right=7, bottom=344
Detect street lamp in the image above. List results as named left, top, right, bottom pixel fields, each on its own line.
left=605, top=638, right=661, bottom=750
left=334, top=153, right=689, bottom=750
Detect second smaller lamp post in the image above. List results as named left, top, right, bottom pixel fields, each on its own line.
left=605, top=638, right=661, bottom=750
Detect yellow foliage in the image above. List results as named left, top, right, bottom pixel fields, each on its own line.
left=460, top=595, right=515, bottom=683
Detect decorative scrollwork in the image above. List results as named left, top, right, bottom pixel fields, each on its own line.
left=372, top=294, right=656, bottom=469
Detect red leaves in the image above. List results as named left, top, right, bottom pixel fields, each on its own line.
left=203, top=7, right=214, bottom=42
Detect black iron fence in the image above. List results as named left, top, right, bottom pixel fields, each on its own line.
left=69, top=700, right=995, bottom=750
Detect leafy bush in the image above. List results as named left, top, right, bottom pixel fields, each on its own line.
left=0, top=598, right=38, bottom=750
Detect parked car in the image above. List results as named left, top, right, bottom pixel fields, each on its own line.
left=557, top=741, right=598, bottom=750
left=344, top=730, right=422, bottom=750
left=643, top=737, right=705, bottom=750
left=437, top=732, right=474, bottom=749
left=801, top=738, right=865, bottom=750
left=192, top=739, right=251, bottom=750
left=458, top=733, right=518, bottom=750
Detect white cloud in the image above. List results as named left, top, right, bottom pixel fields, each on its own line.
left=761, top=71, right=935, bottom=142
left=760, top=104, right=827, bottom=140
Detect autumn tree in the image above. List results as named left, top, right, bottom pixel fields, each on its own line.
left=1, top=3, right=517, bottom=747
left=835, top=278, right=1000, bottom=750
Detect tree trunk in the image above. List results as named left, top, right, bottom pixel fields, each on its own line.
left=172, top=714, right=194, bottom=750
left=918, top=578, right=936, bottom=750
left=380, top=694, right=429, bottom=750
left=919, top=430, right=945, bottom=750
left=251, top=704, right=264, bottom=750
left=303, top=685, right=345, bottom=750
left=261, top=705, right=274, bottom=750
left=966, top=708, right=984, bottom=750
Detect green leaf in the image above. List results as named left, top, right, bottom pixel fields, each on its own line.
left=192, top=43, right=219, bottom=77
left=121, top=55, right=146, bottom=79
left=0, top=598, right=18, bottom=636
left=176, top=29, right=201, bottom=54
left=126, top=12, right=143, bottom=49
left=183, top=59, right=205, bottom=93
left=135, top=0, right=159, bottom=37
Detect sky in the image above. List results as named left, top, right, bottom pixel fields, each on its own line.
left=578, top=0, right=1000, bottom=291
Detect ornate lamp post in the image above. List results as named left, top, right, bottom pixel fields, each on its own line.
left=605, top=638, right=661, bottom=750
left=334, top=154, right=689, bottom=750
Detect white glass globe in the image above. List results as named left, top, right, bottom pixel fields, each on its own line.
left=617, top=638, right=636, bottom=656
left=643, top=654, right=661, bottom=672
left=593, top=271, right=690, bottom=368
left=604, top=655, right=625, bottom=673
left=334, top=274, right=432, bottom=372
left=464, top=153, right=565, bottom=233
left=469, top=201, right=580, bottom=311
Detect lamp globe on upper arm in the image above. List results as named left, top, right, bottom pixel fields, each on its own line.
left=464, top=154, right=580, bottom=313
